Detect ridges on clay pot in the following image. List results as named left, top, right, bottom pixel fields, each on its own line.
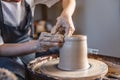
left=58, top=35, right=90, bottom=71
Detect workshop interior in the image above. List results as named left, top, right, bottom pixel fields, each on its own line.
left=0, top=0, right=120, bottom=80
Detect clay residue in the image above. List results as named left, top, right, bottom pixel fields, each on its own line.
left=39, top=32, right=64, bottom=43
left=28, top=54, right=59, bottom=73
left=28, top=54, right=120, bottom=80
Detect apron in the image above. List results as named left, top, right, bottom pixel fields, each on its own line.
left=0, top=0, right=35, bottom=79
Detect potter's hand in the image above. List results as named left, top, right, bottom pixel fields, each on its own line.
left=36, top=32, right=64, bottom=52
left=51, top=15, right=75, bottom=37
left=51, top=0, right=76, bottom=36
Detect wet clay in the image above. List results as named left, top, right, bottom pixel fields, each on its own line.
left=58, top=35, right=89, bottom=70
left=39, top=32, right=64, bottom=42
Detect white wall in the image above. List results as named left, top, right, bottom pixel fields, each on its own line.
left=84, top=0, right=120, bottom=57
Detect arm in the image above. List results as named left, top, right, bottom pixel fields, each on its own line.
left=0, top=40, right=40, bottom=56
left=0, top=38, right=61, bottom=57
left=61, top=0, right=76, bottom=17
left=51, top=0, right=76, bottom=36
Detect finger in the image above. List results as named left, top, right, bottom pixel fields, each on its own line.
left=51, top=38, right=64, bottom=43
left=65, top=22, right=75, bottom=37
left=40, top=42, right=60, bottom=47
left=69, top=25, right=75, bottom=36
left=39, top=32, right=45, bottom=40
left=64, top=24, right=69, bottom=36
left=51, top=20, right=61, bottom=34
left=39, top=42, right=63, bottom=52
left=40, top=36, right=64, bottom=42
left=53, top=34, right=64, bottom=42
left=66, top=26, right=75, bottom=37
left=65, top=29, right=74, bottom=37
left=42, top=37, right=52, bottom=42
left=39, top=32, right=53, bottom=41
left=40, top=32, right=52, bottom=37
left=39, top=32, right=48, bottom=40
left=51, top=26, right=57, bottom=34
left=66, top=29, right=73, bottom=37
left=42, top=37, right=63, bottom=43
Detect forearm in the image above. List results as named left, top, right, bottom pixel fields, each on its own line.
left=0, top=40, right=39, bottom=57
left=61, top=0, right=76, bottom=16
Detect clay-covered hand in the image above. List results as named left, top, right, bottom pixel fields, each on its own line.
left=36, top=32, right=64, bottom=52
left=51, top=15, right=75, bottom=37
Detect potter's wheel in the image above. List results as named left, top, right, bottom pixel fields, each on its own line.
left=40, top=59, right=108, bottom=80
left=28, top=35, right=108, bottom=80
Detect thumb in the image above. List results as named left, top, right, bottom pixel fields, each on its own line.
left=51, top=21, right=61, bottom=34
left=51, top=25, right=57, bottom=34
left=65, top=26, right=75, bottom=37
left=65, top=29, right=73, bottom=37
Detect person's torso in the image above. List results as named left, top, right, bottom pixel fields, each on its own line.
left=1, top=0, right=26, bottom=27
left=1, top=0, right=60, bottom=27
left=0, top=0, right=33, bottom=43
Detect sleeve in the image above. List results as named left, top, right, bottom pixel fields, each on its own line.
left=0, top=31, right=4, bottom=45
left=34, top=0, right=60, bottom=8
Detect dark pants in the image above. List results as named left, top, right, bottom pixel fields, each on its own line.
left=0, top=57, right=26, bottom=80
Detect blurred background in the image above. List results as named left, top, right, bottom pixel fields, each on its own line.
left=33, top=0, right=120, bottom=57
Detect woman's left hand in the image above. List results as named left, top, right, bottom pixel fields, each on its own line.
left=37, top=32, right=64, bottom=52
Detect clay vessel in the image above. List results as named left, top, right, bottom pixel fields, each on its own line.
left=58, top=35, right=89, bottom=70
